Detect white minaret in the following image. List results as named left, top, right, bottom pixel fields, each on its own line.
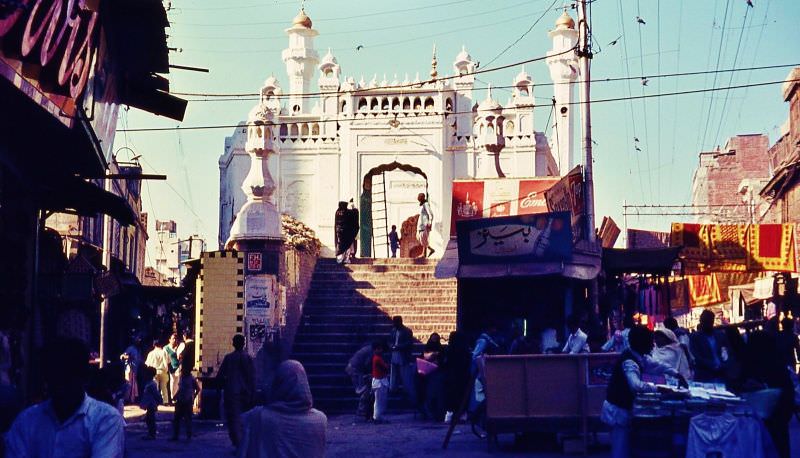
left=512, top=66, right=535, bottom=136
left=453, top=46, right=477, bottom=138
left=546, top=10, right=579, bottom=175
left=282, top=8, right=319, bottom=114
left=474, top=85, right=506, bottom=178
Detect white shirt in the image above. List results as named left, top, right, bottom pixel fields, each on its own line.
left=145, top=347, right=168, bottom=374
left=417, top=202, right=433, bottom=231
left=562, top=329, right=590, bottom=354
left=5, top=394, right=125, bottom=458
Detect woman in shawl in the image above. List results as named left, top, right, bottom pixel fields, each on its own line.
left=237, top=360, right=327, bottom=458
left=651, top=328, right=692, bottom=381
left=334, top=201, right=350, bottom=264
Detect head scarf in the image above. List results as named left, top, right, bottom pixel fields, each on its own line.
left=267, top=360, right=313, bottom=414
left=655, top=328, right=678, bottom=345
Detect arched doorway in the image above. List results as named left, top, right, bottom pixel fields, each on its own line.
left=359, top=161, right=428, bottom=258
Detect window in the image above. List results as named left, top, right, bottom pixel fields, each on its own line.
left=424, top=97, right=434, bottom=111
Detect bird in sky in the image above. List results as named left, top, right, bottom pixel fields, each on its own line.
left=634, top=137, right=640, bottom=142
left=636, top=16, right=646, bottom=25
left=635, top=146, right=642, bottom=152
left=746, top=0, right=754, bottom=7
left=641, top=78, right=649, bottom=86
left=608, top=35, right=623, bottom=46
left=356, top=45, right=364, bottom=51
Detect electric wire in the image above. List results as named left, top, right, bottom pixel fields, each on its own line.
left=699, top=0, right=732, bottom=151
left=616, top=0, right=644, bottom=202
left=711, top=6, right=750, bottom=149
left=169, top=63, right=800, bottom=100
left=118, top=78, right=800, bottom=133
left=480, top=0, right=560, bottom=69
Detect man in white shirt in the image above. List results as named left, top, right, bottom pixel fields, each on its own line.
left=563, top=314, right=590, bottom=354
left=5, top=338, right=125, bottom=457
left=417, top=193, right=434, bottom=258
left=145, top=339, right=170, bottom=405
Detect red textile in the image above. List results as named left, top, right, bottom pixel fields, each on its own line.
left=372, top=354, right=389, bottom=379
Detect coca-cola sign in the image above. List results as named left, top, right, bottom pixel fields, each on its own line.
left=0, top=0, right=99, bottom=122
left=450, top=177, right=559, bottom=235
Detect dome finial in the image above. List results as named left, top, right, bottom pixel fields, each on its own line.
left=430, top=43, right=438, bottom=79
left=555, top=10, right=575, bottom=29
left=291, top=4, right=313, bottom=29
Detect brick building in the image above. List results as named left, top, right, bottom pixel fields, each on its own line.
left=758, top=68, right=800, bottom=240
left=690, top=134, right=771, bottom=224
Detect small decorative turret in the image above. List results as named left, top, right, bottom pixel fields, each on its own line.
left=430, top=44, right=439, bottom=79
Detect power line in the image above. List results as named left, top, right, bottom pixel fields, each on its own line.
left=699, top=0, right=732, bottom=151
left=480, top=0, right=560, bottom=69
left=617, top=0, right=644, bottom=202
left=711, top=6, right=751, bottom=149
left=118, top=78, right=800, bottom=133
left=174, top=7, right=563, bottom=54
left=169, top=63, right=800, bottom=100
left=170, top=0, right=480, bottom=25
left=635, top=0, right=653, bottom=202
left=169, top=0, right=531, bottom=41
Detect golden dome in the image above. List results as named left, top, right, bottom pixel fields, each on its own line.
left=555, top=11, right=575, bottom=29
left=292, top=9, right=312, bottom=29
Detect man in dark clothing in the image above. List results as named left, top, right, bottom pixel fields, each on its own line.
left=689, top=309, right=730, bottom=383
left=345, top=343, right=374, bottom=417
left=334, top=201, right=349, bottom=263
left=389, top=316, right=417, bottom=406
left=218, top=334, right=255, bottom=448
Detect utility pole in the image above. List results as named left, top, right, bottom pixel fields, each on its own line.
left=99, top=176, right=112, bottom=368
left=576, top=0, right=598, bottom=314
left=576, top=0, right=595, bottom=245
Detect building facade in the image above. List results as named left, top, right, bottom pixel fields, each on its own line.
left=690, top=134, right=772, bottom=224
left=219, top=9, right=581, bottom=255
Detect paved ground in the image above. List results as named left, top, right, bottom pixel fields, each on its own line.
left=124, top=406, right=800, bottom=457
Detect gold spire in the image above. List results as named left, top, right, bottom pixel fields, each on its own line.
left=555, top=10, right=575, bottom=29
left=292, top=8, right=312, bottom=29
left=430, top=44, right=438, bottom=79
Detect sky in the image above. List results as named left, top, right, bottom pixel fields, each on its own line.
left=113, top=0, right=800, bottom=264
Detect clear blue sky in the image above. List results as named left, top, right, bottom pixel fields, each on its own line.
left=114, top=0, right=800, bottom=262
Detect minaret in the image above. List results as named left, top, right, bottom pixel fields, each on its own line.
left=474, top=85, right=506, bottom=178
left=453, top=45, right=476, bottom=137
left=282, top=8, right=319, bottom=114
left=512, top=66, right=535, bottom=136
left=318, top=49, right=340, bottom=136
left=546, top=10, right=579, bottom=175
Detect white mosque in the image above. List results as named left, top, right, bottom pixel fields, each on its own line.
left=218, top=8, right=581, bottom=256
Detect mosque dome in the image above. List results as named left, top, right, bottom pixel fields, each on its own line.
left=477, top=85, right=502, bottom=113
left=555, top=11, right=575, bottom=30
left=292, top=9, right=312, bottom=29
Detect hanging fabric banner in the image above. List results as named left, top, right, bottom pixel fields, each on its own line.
left=708, top=225, right=749, bottom=272
left=671, top=223, right=711, bottom=271
left=747, top=224, right=797, bottom=272
left=687, top=274, right=722, bottom=308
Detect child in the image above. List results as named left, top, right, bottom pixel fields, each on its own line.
left=371, top=341, right=390, bottom=424
left=171, top=363, right=200, bottom=440
left=388, top=225, right=400, bottom=258
left=139, top=366, right=163, bottom=439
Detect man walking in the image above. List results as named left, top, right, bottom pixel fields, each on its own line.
left=389, top=316, right=417, bottom=407
left=218, top=334, right=255, bottom=449
left=690, top=309, right=729, bottom=383
left=345, top=342, right=374, bottom=418
left=417, top=193, right=434, bottom=258
left=145, top=338, right=170, bottom=405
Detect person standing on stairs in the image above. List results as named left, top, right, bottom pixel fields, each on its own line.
left=389, top=316, right=418, bottom=410
left=346, top=199, right=360, bottom=261
left=388, top=225, right=400, bottom=258
left=417, top=193, right=434, bottom=258
left=334, top=201, right=350, bottom=264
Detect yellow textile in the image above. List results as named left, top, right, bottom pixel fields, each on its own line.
left=747, top=223, right=796, bottom=272
left=687, top=274, right=722, bottom=308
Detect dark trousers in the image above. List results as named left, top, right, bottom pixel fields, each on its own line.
left=172, top=401, right=193, bottom=439
left=145, top=407, right=157, bottom=437
left=224, top=394, right=248, bottom=447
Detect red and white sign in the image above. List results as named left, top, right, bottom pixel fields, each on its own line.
left=451, top=177, right=559, bottom=235
left=0, top=0, right=100, bottom=127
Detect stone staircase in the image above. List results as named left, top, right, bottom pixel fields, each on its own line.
left=291, top=257, right=457, bottom=413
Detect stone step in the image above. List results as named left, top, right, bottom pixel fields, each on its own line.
left=303, top=305, right=457, bottom=315
left=302, top=313, right=457, bottom=324
left=312, top=272, right=445, bottom=281
left=306, top=296, right=456, bottom=306
left=309, top=279, right=455, bottom=289
left=314, top=264, right=438, bottom=273
left=298, top=322, right=394, bottom=334
left=307, top=290, right=457, bottom=299
left=317, top=258, right=439, bottom=266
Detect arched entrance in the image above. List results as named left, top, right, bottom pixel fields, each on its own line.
left=359, top=161, right=428, bottom=258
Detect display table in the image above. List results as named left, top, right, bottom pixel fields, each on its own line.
left=631, top=386, right=763, bottom=458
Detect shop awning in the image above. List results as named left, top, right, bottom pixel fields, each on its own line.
left=435, top=239, right=601, bottom=280
left=36, top=176, right=136, bottom=226
left=602, top=247, right=681, bottom=275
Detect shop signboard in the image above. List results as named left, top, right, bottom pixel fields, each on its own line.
left=545, top=166, right=585, bottom=241
left=456, top=212, right=573, bottom=264
left=451, top=177, right=559, bottom=235
left=0, top=0, right=101, bottom=127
